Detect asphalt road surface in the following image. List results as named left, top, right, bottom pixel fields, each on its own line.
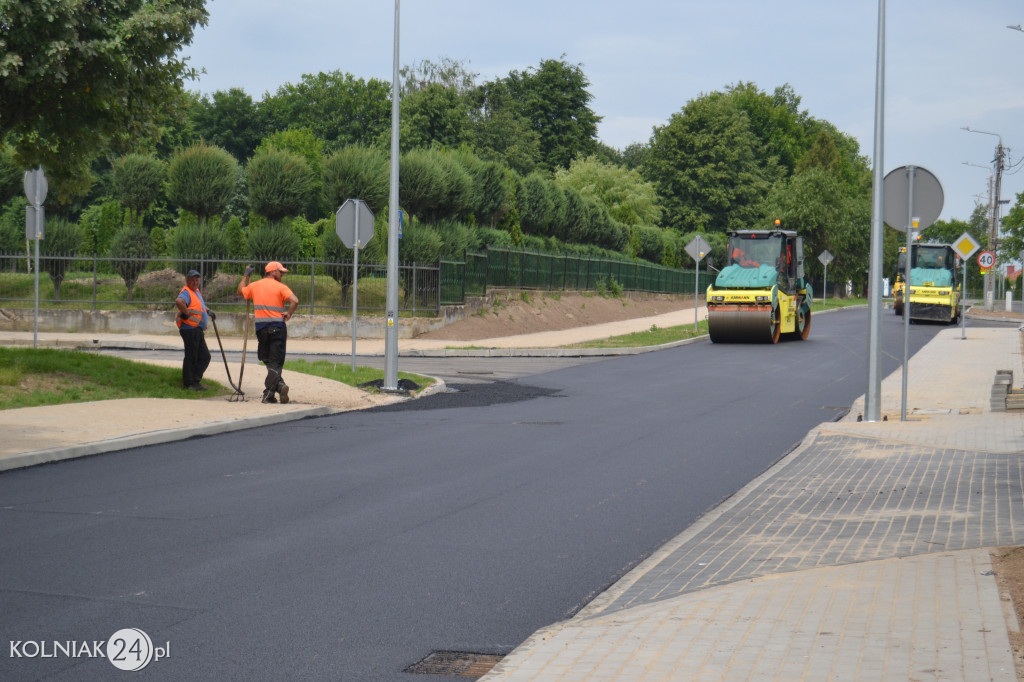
left=0, top=309, right=968, bottom=680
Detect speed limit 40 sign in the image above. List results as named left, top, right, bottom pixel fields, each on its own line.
left=977, top=251, right=995, bottom=269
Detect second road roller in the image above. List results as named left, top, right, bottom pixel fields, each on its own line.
left=706, top=222, right=812, bottom=343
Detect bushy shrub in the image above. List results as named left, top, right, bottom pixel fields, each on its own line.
left=79, top=199, right=126, bottom=256
left=167, top=143, right=238, bottom=224
left=399, top=220, right=442, bottom=265
left=0, top=197, right=27, bottom=253
left=111, top=153, right=165, bottom=229
left=246, top=148, right=313, bottom=222
left=39, top=219, right=82, bottom=299
left=245, top=221, right=301, bottom=264
left=431, top=219, right=481, bottom=258
left=322, top=145, right=389, bottom=215
left=169, top=221, right=229, bottom=281
left=109, top=225, right=152, bottom=300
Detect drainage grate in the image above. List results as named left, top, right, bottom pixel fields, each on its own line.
left=404, top=650, right=504, bottom=678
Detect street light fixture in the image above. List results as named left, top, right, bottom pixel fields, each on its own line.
left=962, top=126, right=1006, bottom=310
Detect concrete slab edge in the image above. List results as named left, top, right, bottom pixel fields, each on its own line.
left=570, top=426, right=826, bottom=622
left=0, top=405, right=339, bottom=473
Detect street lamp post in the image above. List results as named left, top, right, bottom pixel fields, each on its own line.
left=961, top=127, right=1005, bottom=311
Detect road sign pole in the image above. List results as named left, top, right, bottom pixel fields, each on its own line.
left=961, top=259, right=967, bottom=339
left=352, top=224, right=360, bottom=373
left=33, top=231, right=39, bottom=348
left=694, top=263, right=699, bottom=332
left=823, top=264, right=827, bottom=308
left=900, top=168, right=916, bottom=422
left=383, top=0, right=401, bottom=391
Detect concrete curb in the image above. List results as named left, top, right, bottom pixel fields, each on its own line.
left=0, top=405, right=338, bottom=473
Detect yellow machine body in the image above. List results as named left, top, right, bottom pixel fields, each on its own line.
left=706, top=228, right=811, bottom=344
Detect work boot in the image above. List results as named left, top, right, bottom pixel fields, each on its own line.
left=278, top=382, right=289, bottom=404
left=261, top=389, right=277, bottom=404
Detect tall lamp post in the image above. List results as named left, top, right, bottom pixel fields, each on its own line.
left=961, top=126, right=1005, bottom=311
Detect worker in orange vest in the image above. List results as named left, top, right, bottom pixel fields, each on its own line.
left=237, top=261, right=299, bottom=403
left=175, top=269, right=213, bottom=390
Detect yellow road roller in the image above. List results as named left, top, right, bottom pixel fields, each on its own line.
left=899, top=243, right=961, bottom=323
left=706, top=225, right=812, bottom=343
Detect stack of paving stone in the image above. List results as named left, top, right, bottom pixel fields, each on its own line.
left=992, top=370, right=1013, bottom=412
left=991, top=369, right=1024, bottom=411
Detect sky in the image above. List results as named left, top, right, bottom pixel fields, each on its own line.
left=181, top=0, right=1024, bottom=228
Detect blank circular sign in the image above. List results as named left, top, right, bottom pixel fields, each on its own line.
left=883, top=165, right=943, bottom=232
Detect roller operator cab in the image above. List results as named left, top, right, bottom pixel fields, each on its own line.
left=706, top=226, right=812, bottom=343
left=897, top=243, right=962, bottom=323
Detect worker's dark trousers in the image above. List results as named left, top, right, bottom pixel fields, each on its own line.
left=256, top=325, right=288, bottom=396
left=179, top=326, right=211, bottom=387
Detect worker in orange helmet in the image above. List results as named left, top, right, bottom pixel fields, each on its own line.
left=238, top=261, right=299, bottom=404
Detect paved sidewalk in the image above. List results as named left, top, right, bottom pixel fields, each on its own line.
left=482, top=325, right=1024, bottom=681
left=3, top=308, right=1024, bottom=681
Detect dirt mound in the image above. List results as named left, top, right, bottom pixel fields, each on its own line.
left=418, top=291, right=698, bottom=341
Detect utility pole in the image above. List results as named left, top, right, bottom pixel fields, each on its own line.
left=962, top=127, right=1006, bottom=311
left=990, top=140, right=1005, bottom=310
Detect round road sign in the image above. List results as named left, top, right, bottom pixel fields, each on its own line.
left=977, top=251, right=995, bottom=269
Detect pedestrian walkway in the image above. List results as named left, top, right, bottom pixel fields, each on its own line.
left=482, top=325, right=1024, bottom=681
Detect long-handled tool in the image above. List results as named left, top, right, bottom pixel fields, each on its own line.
left=237, top=299, right=252, bottom=393
left=210, top=313, right=245, bottom=400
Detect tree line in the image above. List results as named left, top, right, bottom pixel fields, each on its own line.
left=2, top=1, right=1008, bottom=291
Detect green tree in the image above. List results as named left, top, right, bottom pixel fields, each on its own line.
left=322, top=144, right=389, bottom=216
left=0, top=145, right=22, bottom=203
left=726, top=82, right=808, bottom=176
left=0, top=0, right=208, bottom=200
left=245, top=148, right=313, bottom=222
left=191, top=88, right=265, bottom=161
left=400, top=84, right=469, bottom=151
left=646, top=93, right=778, bottom=233
left=998, top=196, right=1024, bottom=265
left=78, top=200, right=126, bottom=256
left=261, top=71, right=391, bottom=148
left=111, top=153, right=166, bottom=229
left=467, top=76, right=545, bottom=175
left=400, top=56, right=477, bottom=96
left=554, top=155, right=663, bottom=227
left=0, top=197, right=28, bottom=253
left=502, top=58, right=601, bottom=171
left=758, top=167, right=870, bottom=286
left=166, top=143, right=238, bottom=226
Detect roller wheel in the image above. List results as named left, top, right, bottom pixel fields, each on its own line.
left=770, top=308, right=781, bottom=344
left=794, top=307, right=811, bottom=340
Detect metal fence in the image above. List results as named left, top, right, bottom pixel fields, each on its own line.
left=1, top=248, right=695, bottom=315
left=440, top=247, right=696, bottom=305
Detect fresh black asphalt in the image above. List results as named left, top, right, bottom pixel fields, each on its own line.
left=0, top=309, right=959, bottom=680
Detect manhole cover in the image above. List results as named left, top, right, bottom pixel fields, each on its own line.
left=404, top=650, right=504, bottom=677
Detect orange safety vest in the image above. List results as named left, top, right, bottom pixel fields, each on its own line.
left=176, top=286, right=207, bottom=329
left=241, top=278, right=294, bottom=328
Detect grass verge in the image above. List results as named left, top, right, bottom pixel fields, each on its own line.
left=284, top=359, right=434, bottom=394
left=0, top=347, right=231, bottom=410
left=567, top=298, right=866, bottom=349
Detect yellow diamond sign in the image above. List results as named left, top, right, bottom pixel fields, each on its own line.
left=952, top=232, right=981, bottom=261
